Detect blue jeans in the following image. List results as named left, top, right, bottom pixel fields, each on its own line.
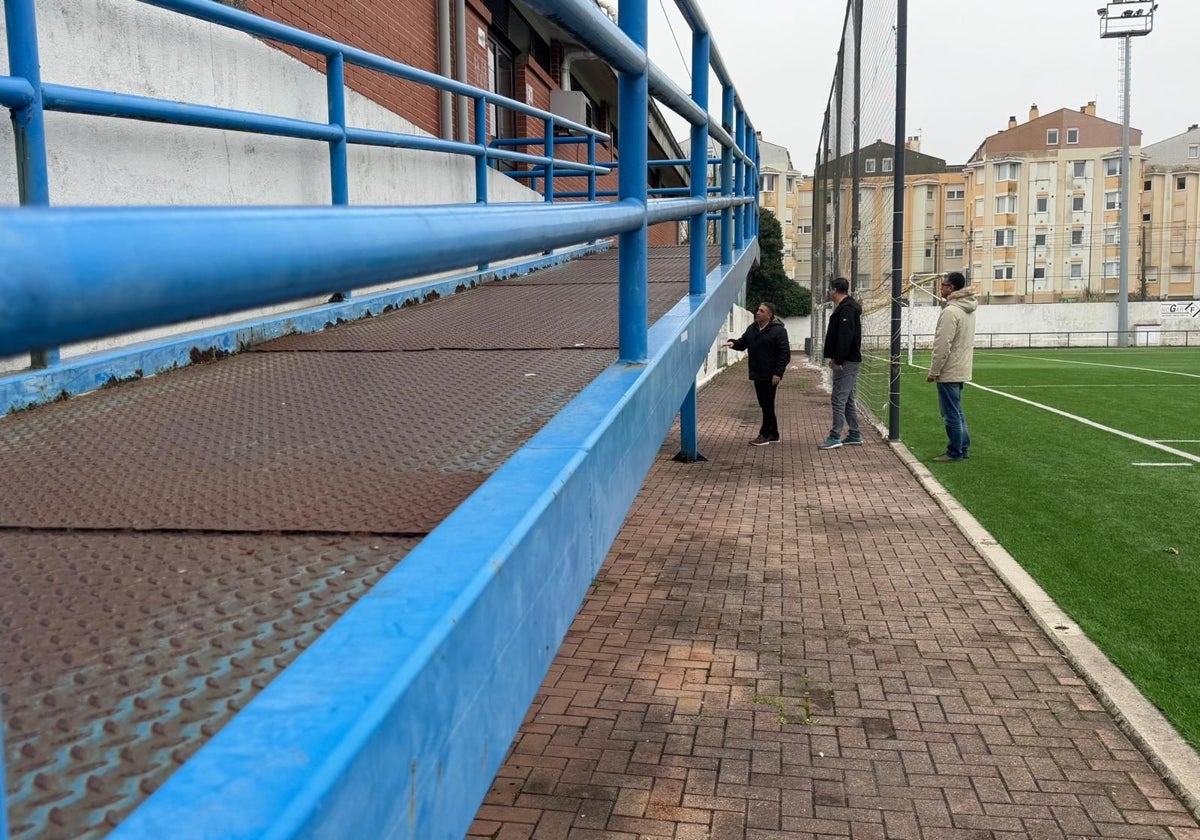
left=829, top=361, right=861, bottom=437
left=936, top=382, right=970, bottom=459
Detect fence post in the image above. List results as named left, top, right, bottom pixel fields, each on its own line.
left=734, top=107, right=745, bottom=250
left=5, top=0, right=58, bottom=368
left=617, top=0, right=649, bottom=364
left=326, top=51, right=353, bottom=300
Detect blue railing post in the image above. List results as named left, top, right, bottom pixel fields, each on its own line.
left=734, top=107, right=745, bottom=250
left=5, top=0, right=58, bottom=368
left=587, top=134, right=597, bottom=203
left=617, top=0, right=649, bottom=364
left=676, top=26, right=711, bottom=463
left=544, top=117, right=555, bottom=203
left=326, top=50, right=352, bottom=300
left=719, top=84, right=733, bottom=266
left=327, top=51, right=349, bottom=206
left=475, top=95, right=490, bottom=271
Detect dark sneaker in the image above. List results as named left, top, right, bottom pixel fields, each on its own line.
left=767, top=434, right=781, bottom=444
left=750, top=435, right=770, bottom=446
left=842, top=433, right=864, bottom=445
left=932, top=454, right=964, bottom=462
left=817, top=436, right=843, bottom=450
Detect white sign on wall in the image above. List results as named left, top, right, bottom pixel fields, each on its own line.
left=1161, top=301, right=1199, bottom=318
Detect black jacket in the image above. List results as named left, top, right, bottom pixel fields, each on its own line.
left=822, top=296, right=862, bottom=364
left=730, top=317, right=790, bottom=381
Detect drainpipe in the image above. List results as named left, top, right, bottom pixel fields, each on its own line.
left=560, top=49, right=588, bottom=90
left=437, top=0, right=452, bottom=139
left=454, top=0, right=469, bottom=142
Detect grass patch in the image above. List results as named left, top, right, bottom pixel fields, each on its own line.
left=896, top=347, right=1200, bottom=749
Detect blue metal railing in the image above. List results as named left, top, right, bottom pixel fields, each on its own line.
left=1, top=0, right=761, bottom=836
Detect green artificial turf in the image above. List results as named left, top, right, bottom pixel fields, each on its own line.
left=896, top=347, right=1200, bottom=748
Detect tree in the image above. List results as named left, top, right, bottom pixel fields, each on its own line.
left=746, top=208, right=811, bottom=317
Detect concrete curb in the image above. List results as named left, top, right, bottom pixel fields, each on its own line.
left=890, top=438, right=1200, bottom=821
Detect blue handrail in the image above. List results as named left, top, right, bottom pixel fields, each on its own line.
left=0, top=0, right=760, bottom=836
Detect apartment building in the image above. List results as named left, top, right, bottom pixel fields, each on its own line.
left=756, top=135, right=807, bottom=278
left=1140, top=124, right=1200, bottom=299
left=964, top=103, right=1142, bottom=302
left=810, top=139, right=963, bottom=299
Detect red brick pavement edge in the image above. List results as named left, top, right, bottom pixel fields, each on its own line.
left=468, top=361, right=1200, bottom=840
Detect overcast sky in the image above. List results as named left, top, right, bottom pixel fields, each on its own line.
left=648, top=0, right=1200, bottom=169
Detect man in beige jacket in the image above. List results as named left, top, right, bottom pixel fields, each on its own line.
left=926, top=272, right=978, bottom=462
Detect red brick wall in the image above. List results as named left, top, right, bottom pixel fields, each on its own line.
left=237, top=0, right=678, bottom=245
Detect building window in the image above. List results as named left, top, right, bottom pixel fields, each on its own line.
left=1072, top=195, right=1085, bottom=212
left=786, top=176, right=795, bottom=191
left=946, top=211, right=964, bottom=227
left=865, top=159, right=876, bottom=173
left=1036, top=196, right=1048, bottom=213
left=1073, top=161, right=1086, bottom=179
left=1105, top=190, right=1120, bottom=210
left=1189, top=144, right=1199, bottom=159
left=1070, top=263, right=1083, bottom=278
left=927, top=187, right=935, bottom=200
left=994, top=228, right=1015, bottom=247
left=1104, top=227, right=1120, bottom=245
left=1178, top=176, right=1187, bottom=191
left=1143, top=212, right=1152, bottom=222
left=946, top=188, right=964, bottom=199
left=974, top=197, right=984, bottom=217
left=1035, top=233, right=1047, bottom=246
left=1067, top=128, right=1079, bottom=144
left=1047, top=129, right=1059, bottom=145
left=1104, top=159, right=1121, bottom=176
left=993, top=265, right=1014, bottom=280
left=762, top=174, right=777, bottom=191
left=799, top=224, right=812, bottom=234
left=925, top=247, right=933, bottom=258
left=487, top=39, right=518, bottom=169
left=882, top=157, right=893, bottom=172
left=1071, top=228, right=1084, bottom=245
left=1103, top=261, right=1119, bottom=277
left=946, top=245, right=964, bottom=258
left=995, top=194, right=1017, bottom=214
left=1034, top=267, right=1046, bottom=279
left=1144, top=180, right=1152, bottom=190
left=994, top=162, right=1019, bottom=181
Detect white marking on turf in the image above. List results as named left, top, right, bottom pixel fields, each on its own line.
left=998, top=353, right=1200, bottom=380
left=967, top=382, right=1200, bottom=465
left=1132, top=462, right=1193, bottom=467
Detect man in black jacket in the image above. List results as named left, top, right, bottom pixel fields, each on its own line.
left=727, top=302, right=791, bottom=446
left=819, top=277, right=863, bottom=450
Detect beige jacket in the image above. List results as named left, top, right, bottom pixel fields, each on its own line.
left=928, top=288, right=978, bottom=382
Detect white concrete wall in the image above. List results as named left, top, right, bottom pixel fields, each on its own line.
left=0, top=0, right=539, bottom=208
left=0, top=0, right=550, bottom=373
left=862, top=300, right=1200, bottom=348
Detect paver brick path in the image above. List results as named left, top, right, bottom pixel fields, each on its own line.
left=470, top=363, right=1200, bottom=840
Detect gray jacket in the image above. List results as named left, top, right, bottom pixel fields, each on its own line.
left=928, top=288, right=978, bottom=383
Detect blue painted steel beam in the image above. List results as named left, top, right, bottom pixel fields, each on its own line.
left=327, top=52, right=349, bottom=206
left=0, top=74, right=34, bottom=107
left=735, top=107, right=745, bottom=249
left=0, top=203, right=643, bottom=357
left=108, top=242, right=759, bottom=840
left=720, top=84, right=734, bottom=266
left=518, top=0, right=646, bottom=76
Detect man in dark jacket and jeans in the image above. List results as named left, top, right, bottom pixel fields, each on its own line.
left=819, top=277, right=863, bottom=450
left=727, top=301, right=790, bottom=446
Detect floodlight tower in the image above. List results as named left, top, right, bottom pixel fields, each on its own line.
left=1097, top=0, right=1157, bottom=347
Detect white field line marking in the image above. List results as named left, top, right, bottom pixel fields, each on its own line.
left=998, top=353, right=1200, bottom=380
left=1132, top=462, right=1193, bottom=467
left=968, top=382, right=1200, bottom=465
left=985, top=383, right=1199, bottom=388
left=1158, top=440, right=1200, bottom=443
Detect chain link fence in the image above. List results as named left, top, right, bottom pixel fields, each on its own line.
left=811, top=0, right=901, bottom=428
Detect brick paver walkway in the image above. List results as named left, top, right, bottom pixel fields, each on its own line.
left=469, top=363, right=1200, bottom=839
